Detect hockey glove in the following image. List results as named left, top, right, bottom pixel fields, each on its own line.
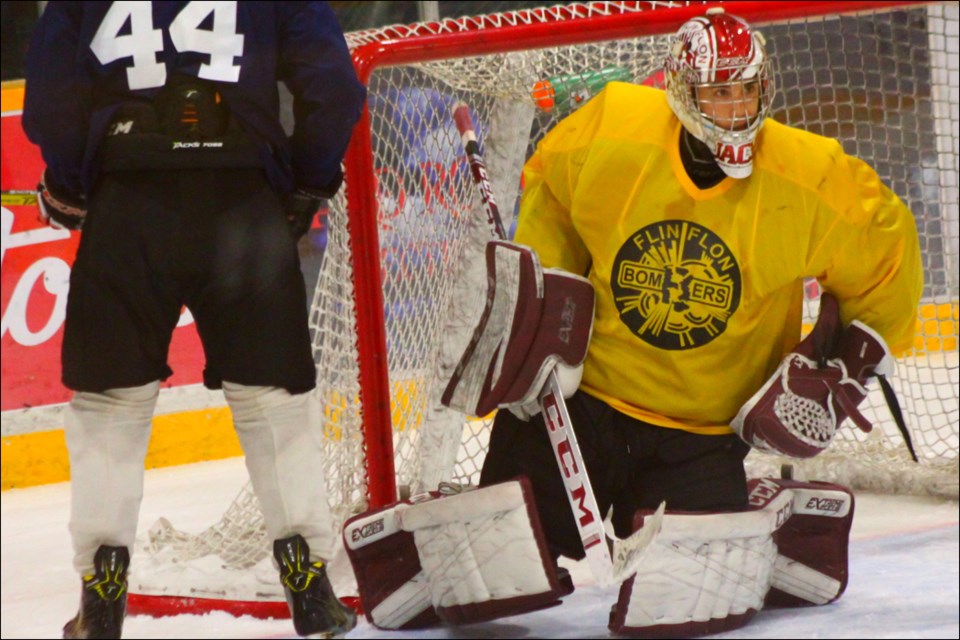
left=37, top=168, right=87, bottom=230
left=509, top=361, right=583, bottom=421
left=284, top=187, right=324, bottom=240
left=732, top=293, right=895, bottom=458
left=284, top=169, right=344, bottom=240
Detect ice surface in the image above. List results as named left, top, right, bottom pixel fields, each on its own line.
left=2, top=457, right=957, bottom=639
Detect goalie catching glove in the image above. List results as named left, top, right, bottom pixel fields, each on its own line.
left=732, top=292, right=895, bottom=458
left=37, top=168, right=86, bottom=230
left=441, top=240, right=594, bottom=420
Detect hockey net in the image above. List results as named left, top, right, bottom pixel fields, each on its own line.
left=127, top=0, right=959, bottom=617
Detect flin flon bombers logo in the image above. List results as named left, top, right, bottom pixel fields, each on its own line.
left=611, top=220, right=741, bottom=350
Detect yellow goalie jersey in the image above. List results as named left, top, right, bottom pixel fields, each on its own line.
left=515, top=83, right=922, bottom=435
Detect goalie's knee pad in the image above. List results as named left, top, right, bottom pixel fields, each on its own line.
left=608, top=478, right=854, bottom=638
left=343, top=478, right=572, bottom=630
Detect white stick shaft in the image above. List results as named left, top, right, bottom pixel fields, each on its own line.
left=539, top=371, right=615, bottom=585
left=454, top=102, right=663, bottom=587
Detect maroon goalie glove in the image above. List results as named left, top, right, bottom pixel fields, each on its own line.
left=732, top=292, right=895, bottom=458
left=37, top=168, right=87, bottom=230
left=441, top=240, right=594, bottom=418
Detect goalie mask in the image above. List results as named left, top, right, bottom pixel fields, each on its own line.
left=664, top=8, right=775, bottom=178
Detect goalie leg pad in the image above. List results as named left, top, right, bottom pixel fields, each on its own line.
left=343, top=478, right=571, bottom=629
left=442, top=240, right=594, bottom=417
left=609, top=481, right=795, bottom=638
left=759, top=478, right=854, bottom=608
left=343, top=503, right=439, bottom=630
left=403, top=478, right=573, bottom=625
left=608, top=478, right=855, bottom=637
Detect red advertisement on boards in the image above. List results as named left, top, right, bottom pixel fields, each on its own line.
left=1, top=110, right=206, bottom=412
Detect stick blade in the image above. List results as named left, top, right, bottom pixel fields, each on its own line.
left=611, top=501, right=665, bottom=584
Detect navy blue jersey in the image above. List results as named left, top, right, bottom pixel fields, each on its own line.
left=22, top=1, right=365, bottom=196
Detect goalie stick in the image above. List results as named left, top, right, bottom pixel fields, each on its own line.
left=453, top=103, right=663, bottom=587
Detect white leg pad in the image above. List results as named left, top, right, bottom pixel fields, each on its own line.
left=344, top=501, right=438, bottom=630
left=610, top=478, right=854, bottom=637
left=343, top=479, right=571, bottom=629
left=65, top=382, right=159, bottom=574
left=771, top=555, right=842, bottom=605
left=223, top=383, right=334, bottom=561
left=764, top=479, right=854, bottom=608
left=610, top=484, right=794, bottom=638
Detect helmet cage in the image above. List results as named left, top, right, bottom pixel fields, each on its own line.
left=666, top=58, right=776, bottom=149
left=664, top=11, right=777, bottom=177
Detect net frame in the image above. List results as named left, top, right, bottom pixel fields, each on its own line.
left=340, top=0, right=959, bottom=513
left=127, top=0, right=959, bottom=618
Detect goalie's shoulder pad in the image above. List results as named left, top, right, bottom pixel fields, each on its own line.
left=442, top=240, right=594, bottom=417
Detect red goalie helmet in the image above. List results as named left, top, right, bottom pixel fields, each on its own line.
left=664, top=8, right=775, bottom=178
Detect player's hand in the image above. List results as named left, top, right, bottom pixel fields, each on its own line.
left=37, top=168, right=86, bottom=230
left=284, top=187, right=324, bottom=240
left=508, top=362, right=583, bottom=421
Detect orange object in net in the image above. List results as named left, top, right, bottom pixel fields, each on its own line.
left=531, top=79, right=556, bottom=111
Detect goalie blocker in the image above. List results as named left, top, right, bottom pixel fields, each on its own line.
left=441, top=240, right=594, bottom=418
left=342, top=478, right=573, bottom=630
left=610, top=477, right=855, bottom=638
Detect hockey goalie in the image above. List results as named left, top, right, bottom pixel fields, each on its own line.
left=343, top=240, right=865, bottom=637
left=345, top=6, right=921, bottom=634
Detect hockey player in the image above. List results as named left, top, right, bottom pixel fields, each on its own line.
left=342, top=8, right=922, bottom=637
left=22, top=2, right=365, bottom=638
left=473, top=7, right=923, bottom=636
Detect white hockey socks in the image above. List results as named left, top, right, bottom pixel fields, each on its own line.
left=65, top=381, right=159, bottom=575
left=343, top=479, right=573, bottom=630
left=223, top=383, right=335, bottom=561
left=609, top=478, right=854, bottom=638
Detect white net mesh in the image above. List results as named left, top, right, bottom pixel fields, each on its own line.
left=129, top=0, right=959, bottom=611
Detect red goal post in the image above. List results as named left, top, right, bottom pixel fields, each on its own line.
left=127, top=0, right=958, bottom=618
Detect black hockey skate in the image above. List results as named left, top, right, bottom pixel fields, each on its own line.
left=63, top=544, right=129, bottom=639
left=274, top=534, right=357, bottom=638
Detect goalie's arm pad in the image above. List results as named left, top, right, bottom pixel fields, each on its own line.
left=343, top=478, right=573, bottom=630
left=442, top=240, right=594, bottom=418
left=732, top=292, right=894, bottom=458
left=609, top=478, right=854, bottom=638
